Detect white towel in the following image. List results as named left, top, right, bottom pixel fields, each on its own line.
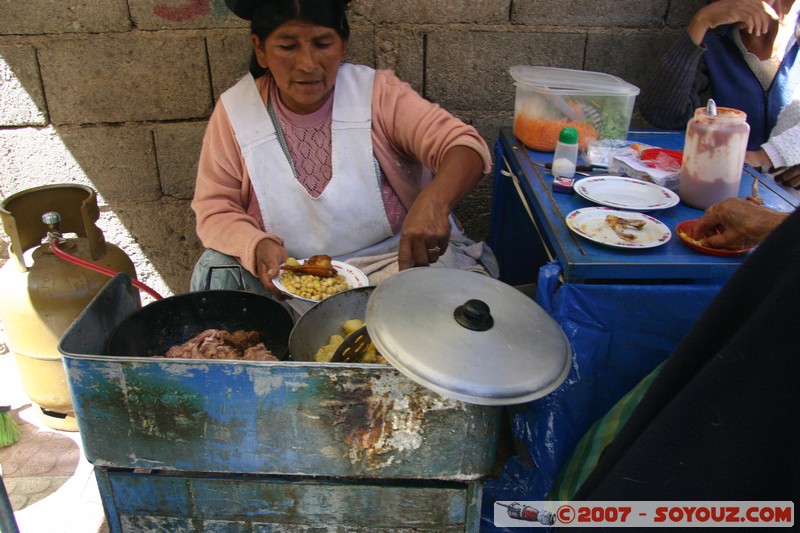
left=347, top=233, right=499, bottom=286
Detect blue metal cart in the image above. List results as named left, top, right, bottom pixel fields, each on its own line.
left=59, top=274, right=502, bottom=532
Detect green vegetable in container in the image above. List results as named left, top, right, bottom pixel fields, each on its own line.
left=597, top=96, right=632, bottom=139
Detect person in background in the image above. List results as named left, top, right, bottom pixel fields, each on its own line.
left=640, top=0, right=800, bottom=189
left=744, top=97, right=800, bottom=188
left=190, top=0, right=497, bottom=307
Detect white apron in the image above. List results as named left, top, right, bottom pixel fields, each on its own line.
left=221, top=64, right=395, bottom=259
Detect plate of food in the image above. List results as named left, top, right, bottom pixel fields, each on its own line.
left=574, top=175, right=680, bottom=210
left=675, top=219, right=753, bottom=257
left=273, top=255, right=369, bottom=303
left=566, top=207, right=671, bottom=249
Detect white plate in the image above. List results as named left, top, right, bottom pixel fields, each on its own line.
left=273, top=259, right=369, bottom=303
left=575, top=176, right=680, bottom=210
left=565, top=207, right=671, bottom=249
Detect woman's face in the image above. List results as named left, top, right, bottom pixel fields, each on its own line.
left=252, top=20, right=346, bottom=115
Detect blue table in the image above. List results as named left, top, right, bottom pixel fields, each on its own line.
left=481, top=127, right=798, bottom=512
left=489, top=127, right=797, bottom=285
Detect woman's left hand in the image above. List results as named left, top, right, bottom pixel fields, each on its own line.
left=398, top=187, right=451, bottom=269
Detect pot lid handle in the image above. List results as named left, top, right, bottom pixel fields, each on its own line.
left=453, top=299, right=494, bottom=331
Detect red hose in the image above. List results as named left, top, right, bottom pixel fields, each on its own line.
left=50, top=238, right=164, bottom=300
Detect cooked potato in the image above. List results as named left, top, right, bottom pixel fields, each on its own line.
left=360, top=343, right=378, bottom=363
left=314, top=334, right=344, bottom=362
left=314, top=319, right=390, bottom=365
left=342, top=319, right=364, bottom=335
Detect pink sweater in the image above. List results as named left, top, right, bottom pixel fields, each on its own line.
left=192, top=68, right=492, bottom=276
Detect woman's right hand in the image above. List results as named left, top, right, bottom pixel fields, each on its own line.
left=688, top=0, right=779, bottom=45
left=255, top=238, right=290, bottom=298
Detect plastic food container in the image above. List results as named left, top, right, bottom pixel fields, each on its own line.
left=510, top=66, right=640, bottom=152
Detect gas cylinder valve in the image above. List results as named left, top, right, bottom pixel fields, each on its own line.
left=42, top=211, right=65, bottom=243
left=42, top=211, right=61, bottom=226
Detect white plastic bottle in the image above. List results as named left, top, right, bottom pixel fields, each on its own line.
left=551, top=126, right=579, bottom=178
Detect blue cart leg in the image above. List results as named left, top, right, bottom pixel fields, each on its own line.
left=94, top=469, right=121, bottom=532
left=465, top=481, right=483, bottom=533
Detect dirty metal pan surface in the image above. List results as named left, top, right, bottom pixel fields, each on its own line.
left=106, top=290, right=294, bottom=359
left=289, top=286, right=375, bottom=362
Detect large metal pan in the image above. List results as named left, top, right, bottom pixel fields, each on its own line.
left=107, top=290, right=294, bottom=359
left=289, top=286, right=374, bottom=362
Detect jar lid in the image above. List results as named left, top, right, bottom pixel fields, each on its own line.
left=559, top=127, right=579, bottom=144
left=365, top=268, right=572, bottom=405
left=695, top=105, right=747, bottom=122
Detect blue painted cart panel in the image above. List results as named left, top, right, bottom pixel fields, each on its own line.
left=98, top=470, right=478, bottom=531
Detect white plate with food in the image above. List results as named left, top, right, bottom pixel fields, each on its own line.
left=565, top=207, right=671, bottom=249
left=273, top=255, right=369, bottom=303
left=574, top=176, right=680, bottom=210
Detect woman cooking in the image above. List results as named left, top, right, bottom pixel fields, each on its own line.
left=190, top=0, right=498, bottom=308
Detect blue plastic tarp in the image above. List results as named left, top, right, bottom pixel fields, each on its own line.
left=481, top=261, right=722, bottom=531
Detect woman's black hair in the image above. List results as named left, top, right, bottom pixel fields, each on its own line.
left=248, top=0, right=351, bottom=78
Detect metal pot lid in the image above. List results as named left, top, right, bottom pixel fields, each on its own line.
left=365, top=268, right=571, bottom=406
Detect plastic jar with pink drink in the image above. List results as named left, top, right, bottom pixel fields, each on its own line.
left=678, top=103, right=750, bottom=209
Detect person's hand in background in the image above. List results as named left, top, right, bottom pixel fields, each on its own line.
left=687, top=0, right=779, bottom=45
left=691, top=197, right=790, bottom=249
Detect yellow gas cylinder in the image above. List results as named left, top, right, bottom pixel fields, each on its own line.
left=0, top=184, right=136, bottom=431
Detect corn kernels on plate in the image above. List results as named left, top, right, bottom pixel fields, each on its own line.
left=273, top=259, right=369, bottom=303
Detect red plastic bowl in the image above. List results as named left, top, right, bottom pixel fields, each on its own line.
left=641, top=148, right=683, bottom=166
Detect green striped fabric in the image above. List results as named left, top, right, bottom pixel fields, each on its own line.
left=548, top=362, right=665, bottom=502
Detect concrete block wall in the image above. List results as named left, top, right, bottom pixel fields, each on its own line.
left=0, top=0, right=705, bottom=299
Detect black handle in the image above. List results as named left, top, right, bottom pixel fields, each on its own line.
left=453, top=299, right=494, bottom=331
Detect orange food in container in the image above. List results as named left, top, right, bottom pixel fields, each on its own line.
left=510, top=66, right=640, bottom=152
left=514, top=116, right=599, bottom=152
